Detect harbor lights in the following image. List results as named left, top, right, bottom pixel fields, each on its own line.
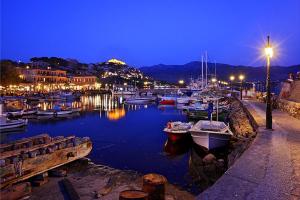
left=265, top=36, right=273, bottom=129
left=229, top=75, right=235, bottom=91
left=211, top=78, right=217, bottom=83
left=239, top=75, right=245, bottom=100
left=178, top=80, right=185, bottom=85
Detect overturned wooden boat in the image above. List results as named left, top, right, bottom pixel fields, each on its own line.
left=0, top=134, right=92, bottom=189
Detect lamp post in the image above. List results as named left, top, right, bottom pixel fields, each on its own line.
left=265, top=36, right=273, bottom=129
left=229, top=75, right=235, bottom=91
left=239, top=75, right=245, bottom=100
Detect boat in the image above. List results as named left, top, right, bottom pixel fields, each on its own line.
left=7, top=109, right=24, bottom=117
left=159, top=97, right=176, bottom=105
left=163, top=121, right=193, bottom=141
left=0, top=116, right=28, bottom=131
left=190, top=120, right=233, bottom=150
left=37, top=109, right=73, bottom=116
left=181, top=101, right=207, bottom=111
left=124, top=97, right=154, bottom=104
left=0, top=134, right=92, bottom=188
left=22, top=108, right=37, bottom=115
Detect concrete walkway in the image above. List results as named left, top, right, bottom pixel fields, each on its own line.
left=197, top=100, right=300, bottom=200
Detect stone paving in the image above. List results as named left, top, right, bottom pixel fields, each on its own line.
left=197, top=99, right=300, bottom=200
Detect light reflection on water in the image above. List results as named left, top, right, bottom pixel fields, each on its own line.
left=3, top=94, right=227, bottom=194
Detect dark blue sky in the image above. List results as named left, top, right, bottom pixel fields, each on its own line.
left=1, top=0, right=300, bottom=67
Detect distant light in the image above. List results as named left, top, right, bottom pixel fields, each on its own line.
left=239, top=75, right=245, bottom=81
left=230, top=75, right=235, bottom=81
left=178, top=80, right=184, bottom=84
left=124, top=82, right=127, bottom=86
left=211, top=78, right=217, bottom=83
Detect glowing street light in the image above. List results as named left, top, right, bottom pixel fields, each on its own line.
left=265, top=36, right=273, bottom=129
left=178, top=80, right=184, bottom=85
left=211, top=78, right=217, bottom=83
left=239, top=75, right=245, bottom=100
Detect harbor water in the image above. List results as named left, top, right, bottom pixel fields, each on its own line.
left=1, top=94, right=227, bottom=194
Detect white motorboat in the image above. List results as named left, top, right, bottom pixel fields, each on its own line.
left=22, top=108, right=37, bottom=115
left=176, top=97, right=193, bottom=104
left=124, top=97, right=154, bottom=104
left=190, top=120, right=233, bottom=150
left=0, top=116, right=28, bottom=131
left=163, top=121, right=193, bottom=141
left=181, top=101, right=207, bottom=111
left=7, top=110, right=24, bottom=117
left=37, top=109, right=73, bottom=116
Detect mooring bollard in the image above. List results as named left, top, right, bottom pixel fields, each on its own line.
left=142, top=173, right=167, bottom=200
left=119, top=190, right=148, bottom=200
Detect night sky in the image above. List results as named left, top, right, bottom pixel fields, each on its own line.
left=1, top=0, right=300, bottom=67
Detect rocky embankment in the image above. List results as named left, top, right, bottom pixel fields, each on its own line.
left=227, top=97, right=258, bottom=166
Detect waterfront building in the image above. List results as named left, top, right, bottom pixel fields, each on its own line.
left=70, top=75, right=99, bottom=90
left=19, top=68, right=68, bottom=83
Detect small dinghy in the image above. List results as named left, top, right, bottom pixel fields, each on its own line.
left=0, top=116, right=28, bottom=131
left=163, top=121, right=193, bottom=141
left=190, top=120, right=233, bottom=150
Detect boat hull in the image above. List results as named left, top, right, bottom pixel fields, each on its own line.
left=0, top=140, right=92, bottom=188
left=0, top=120, right=27, bottom=131
left=37, top=110, right=73, bottom=115
left=159, top=100, right=175, bottom=105
left=190, top=131, right=231, bottom=150
left=164, top=128, right=189, bottom=141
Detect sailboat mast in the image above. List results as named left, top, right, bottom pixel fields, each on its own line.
left=214, top=60, right=217, bottom=78
left=201, top=55, right=204, bottom=89
left=205, top=51, right=208, bottom=86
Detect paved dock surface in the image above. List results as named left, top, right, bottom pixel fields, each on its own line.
left=197, top=99, right=300, bottom=200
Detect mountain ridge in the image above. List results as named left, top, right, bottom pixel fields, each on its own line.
left=140, top=61, right=300, bottom=83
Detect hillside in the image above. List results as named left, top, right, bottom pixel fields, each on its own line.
left=140, top=62, right=300, bottom=83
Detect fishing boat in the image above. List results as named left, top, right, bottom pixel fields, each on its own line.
left=190, top=120, right=233, bottom=150
left=0, top=134, right=92, bottom=188
left=163, top=121, right=193, bottom=141
left=0, top=116, right=28, bottom=131
left=124, top=97, right=154, bottom=104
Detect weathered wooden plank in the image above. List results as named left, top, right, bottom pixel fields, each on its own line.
left=0, top=136, right=76, bottom=160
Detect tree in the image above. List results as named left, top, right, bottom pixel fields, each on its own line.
left=0, top=60, right=21, bottom=86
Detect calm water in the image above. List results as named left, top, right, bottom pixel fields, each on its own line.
left=2, top=94, right=218, bottom=194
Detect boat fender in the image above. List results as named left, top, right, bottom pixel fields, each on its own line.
left=54, top=111, right=58, bottom=117
left=167, top=122, right=172, bottom=129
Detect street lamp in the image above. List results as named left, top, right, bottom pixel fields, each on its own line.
left=239, top=75, right=245, bottom=100
left=265, top=36, right=273, bottom=129
left=229, top=75, right=235, bottom=91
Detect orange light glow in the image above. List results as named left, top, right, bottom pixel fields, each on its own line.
left=107, top=108, right=126, bottom=121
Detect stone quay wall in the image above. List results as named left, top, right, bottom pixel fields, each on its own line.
left=227, top=97, right=258, bottom=167
left=278, top=98, right=300, bottom=119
